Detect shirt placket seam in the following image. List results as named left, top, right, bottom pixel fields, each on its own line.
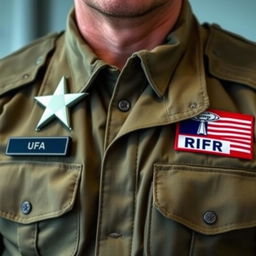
left=128, top=133, right=139, bottom=256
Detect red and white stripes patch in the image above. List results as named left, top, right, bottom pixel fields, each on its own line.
left=175, top=109, right=255, bottom=160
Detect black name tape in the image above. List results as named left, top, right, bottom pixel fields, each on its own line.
left=6, top=137, right=71, bottom=156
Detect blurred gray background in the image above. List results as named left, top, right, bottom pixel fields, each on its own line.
left=0, top=0, right=255, bottom=58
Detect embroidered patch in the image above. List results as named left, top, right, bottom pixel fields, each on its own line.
left=175, top=109, right=254, bottom=160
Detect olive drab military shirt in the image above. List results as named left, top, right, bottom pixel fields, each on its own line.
left=0, top=0, right=256, bottom=255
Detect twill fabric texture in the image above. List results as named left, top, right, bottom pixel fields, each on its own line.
left=0, top=1, right=256, bottom=255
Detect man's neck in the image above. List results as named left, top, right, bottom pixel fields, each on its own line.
left=75, top=0, right=183, bottom=69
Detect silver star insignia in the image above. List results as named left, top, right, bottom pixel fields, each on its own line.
left=34, top=77, right=87, bottom=131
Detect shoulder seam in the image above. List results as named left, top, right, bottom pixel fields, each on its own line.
left=205, top=25, right=256, bottom=90
left=0, top=32, right=62, bottom=96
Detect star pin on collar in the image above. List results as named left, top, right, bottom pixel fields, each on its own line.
left=34, top=77, right=87, bottom=131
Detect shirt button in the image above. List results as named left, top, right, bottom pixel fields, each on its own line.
left=189, top=102, right=198, bottom=109
left=203, top=211, right=217, bottom=225
left=109, top=233, right=122, bottom=239
left=22, top=73, right=30, bottom=80
left=118, top=99, right=131, bottom=112
left=35, top=56, right=43, bottom=65
left=21, top=201, right=32, bottom=215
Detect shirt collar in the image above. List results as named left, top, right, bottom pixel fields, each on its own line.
left=65, top=0, right=196, bottom=96
left=134, top=0, right=194, bottom=97
left=65, top=10, right=108, bottom=93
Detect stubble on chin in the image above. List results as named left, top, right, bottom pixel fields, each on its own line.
left=82, top=0, right=169, bottom=18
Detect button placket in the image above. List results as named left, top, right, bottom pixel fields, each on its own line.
left=105, top=84, right=133, bottom=147
left=97, top=61, right=146, bottom=255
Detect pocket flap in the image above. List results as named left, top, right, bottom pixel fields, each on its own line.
left=0, top=161, right=82, bottom=224
left=153, top=164, right=256, bottom=235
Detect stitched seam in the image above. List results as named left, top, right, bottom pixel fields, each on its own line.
left=17, top=225, right=21, bottom=254
left=112, top=41, right=210, bottom=135
left=154, top=163, right=256, bottom=177
left=0, top=199, right=71, bottom=222
left=208, top=28, right=256, bottom=71
left=96, top=165, right=104, bottom=256
left=144, top=54, right=160, bottom=97
left=211, top=63, right=256, bottom=86
left=34, top=223, right=40, bottom=256
left=70, top=206, right=80, bottom=256
left=117, top=107, right=204, bottom=136
left=154, top=171, right=256, bottom=233
left=155, top=202, right=256, bottom=233
left=0, top=66, right=36, bottom=88
left=213, top=26, right=256, bottom=46
left=154, top=162, right=256, bottom=174
left=148, top=192, right=153, bottom=256
left=37, top=35, right=65, bottom=97
left=0, top=33, right=58, bottom=60
left=168, top=169, right=256, bottom=179
left=160, top=24, right=208, bottom=123
left=129, top=134, right=139, bottom=256
left=0, top=165, right=81, bottom=223
left=0, top=34, right=59, bottom=90
left=163, top=94, right=171, bottom=120
left=0, top=161, right=82, bottom=169
left=213, top=60, right=256, bottom=74
left=189, top=231, right=195, bottom=256
left=198, top=28, right=209, bottom=105
left=96, top=72, right=121, bottom=256
left=207, top=30, right=256, bottom=87
left=196, top=24, right=209, bottom=113
left=104, top=78, right=119, bottom=149
left=105, top=102, right=115, bottom=149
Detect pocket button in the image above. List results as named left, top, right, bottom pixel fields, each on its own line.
left=21, top=201, right=32, bottom=215
left=203, top=211, right=217, bottom=225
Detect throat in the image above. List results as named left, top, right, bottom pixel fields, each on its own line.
left=75, top=0, right=183, bottom=69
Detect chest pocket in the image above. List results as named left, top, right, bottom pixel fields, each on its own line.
left=149, top=163, right=256, bottom=256
left=0, top=161, right=82, bottom=256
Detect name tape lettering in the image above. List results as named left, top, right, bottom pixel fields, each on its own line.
left=6, top=137, right=71, bottom=156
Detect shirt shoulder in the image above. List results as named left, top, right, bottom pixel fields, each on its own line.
left=0, top=32, right=62, bottom=97
left=204, top=24, right=256, bottom=90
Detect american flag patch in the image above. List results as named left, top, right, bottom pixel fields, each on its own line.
left=175, top=109, right=254, bottom=160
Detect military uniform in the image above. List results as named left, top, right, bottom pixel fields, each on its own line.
left=0, top=1, right=256, bottom=255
